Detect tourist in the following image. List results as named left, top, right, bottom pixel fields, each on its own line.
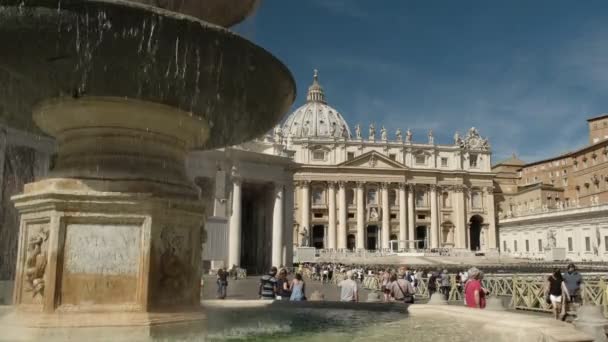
left=562, top=263, right=582, bottom=312
left=338, top=270, right=359, bottom=302
left=216, top=268, right=228, bottom=299
left=276, top=268, right=292, bottom=300
left=381, top=269, right=392, bottom=302
left=464, top=267, right=486, bottom=309
left=428, top=271, right=438, bottom=297
left=545, top=268, right=570, bottom=320
left=290, top=273, right=306, bottom=301
left=440, top=269, right=451, bottom=300
left=389, top=273, right=415, bottom=303
left=259, top=266, right=278, bottom=300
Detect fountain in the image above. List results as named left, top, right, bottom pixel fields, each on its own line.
left=0, top=0, right=295, bottom=340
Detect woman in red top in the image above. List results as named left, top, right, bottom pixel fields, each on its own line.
left=464, top=267, right=486, bottom=309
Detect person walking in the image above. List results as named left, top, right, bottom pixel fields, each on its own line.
left=290, top=273, right=306, bottom=301
left=338, top=270, right=359, bottom=302
left=259, top=267, right=278, bottom=300
left=562, top=263, right=582, bottom=317
left=216, top=268, right=228, bottom=299
left=545, top=269, right=570, bottom=320
left=381, top=269, right=392, bottom=302
left=464, top=267, right=486, bottom=309
left=428, top=271, right=438, bottom=297
left=389, top=273, right=415, bottom=303
left=440, top=269, right=451, bottom=301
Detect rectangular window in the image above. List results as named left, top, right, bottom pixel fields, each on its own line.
left=389, top=153, right=396, bottom=160
left=514, top=240, right=518, bottom=252
left=585, top=236, right=591, bottom=252
left=568, top=237, right=573, bottom=252
left=503, top=240, right=507, bottom=252
left=605, top=236, right=608, bottom=252
left=470, top=154, right=478, bottom=168
left=415, top=155, right=426, bottom=165
left=312, top=150, right=325, bottom=160
left=314, top=213, right=323, bottom=218
left=347, top=152, right=355, bottom=160
left=525, top=240, right=529, bottom=252
left=441, top=157, right=448, bottom=167
left=538, top=239, right=543, bottom=252
left=417, top=214, right=426, bottom=220
left=390, top=213, right=397, bottom=219
left=348, top=213, right=355, bottom=218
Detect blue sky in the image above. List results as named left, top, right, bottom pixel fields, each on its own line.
left=236, top=0, right=608, bottom=163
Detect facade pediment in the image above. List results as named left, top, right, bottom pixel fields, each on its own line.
left=338, top=151, right=406, bottom=169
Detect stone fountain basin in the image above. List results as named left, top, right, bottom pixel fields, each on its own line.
left=130, top=0, right=260, bottom=28
left=0, top=0, right=295, bottom=149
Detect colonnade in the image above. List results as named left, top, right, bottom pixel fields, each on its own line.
left=297, top=181, right=497, bottom=251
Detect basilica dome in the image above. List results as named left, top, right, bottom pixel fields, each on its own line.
left=282, top=70, right=351, bottom=139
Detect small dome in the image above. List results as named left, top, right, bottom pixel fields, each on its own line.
left=282, top=70, right=351, bottom=139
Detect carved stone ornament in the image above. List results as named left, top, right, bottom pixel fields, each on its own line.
left=463, top=127, right=490, bottom=151
left=24, top=227, right=49, bottom=299
left=159, top=227, right=191, bottom=300
left=369, top=154, right=377, bottom=167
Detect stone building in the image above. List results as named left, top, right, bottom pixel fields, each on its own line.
left=276, top=71, right=497, bottom=253
left=494, top=115, right=608, bottom=261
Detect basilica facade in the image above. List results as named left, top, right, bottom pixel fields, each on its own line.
left=192, top=70, right=498, bottom=272
left=268, top=71, right=497, bottom=253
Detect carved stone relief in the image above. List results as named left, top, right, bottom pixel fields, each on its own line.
left=24, top=224, right=49, bottom=301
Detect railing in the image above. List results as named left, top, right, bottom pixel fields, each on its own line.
left=302, top=270, right=608, bottom=316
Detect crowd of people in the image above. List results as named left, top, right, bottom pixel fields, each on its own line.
left=212, top=262, right=583, bottom=319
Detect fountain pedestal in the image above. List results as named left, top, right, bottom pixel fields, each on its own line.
left=2, top=98, right=208, bottom=341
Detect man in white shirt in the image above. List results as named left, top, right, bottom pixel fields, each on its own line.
left=338, top=271, right=359, bottom=302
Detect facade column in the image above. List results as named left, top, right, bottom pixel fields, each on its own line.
left=337, top=181, right=347, bottom=249
left=454, top=185, right=467, bottom=249
left=356, top=181, right=365, bottom=250
left=283, top=182, right=295, bottom=267
left=381, top=183, right=390, bottom=250
left=327, top=181, right=337, bottom=250
left=407, top=184, right=415, bottom=250
left=430, top=184, right=439, bottom=248
left=486, top=186, right=497, bottom=250
left=301, top=181, right=311, bottom=246
left=228, top=176, right=242, bottom=267
left=398, top=183, right=407, bottom=250
left=272, top=183, right=284, bottom=267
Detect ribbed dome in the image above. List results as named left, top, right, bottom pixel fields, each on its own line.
left=282, top=70, right=351, bottom=139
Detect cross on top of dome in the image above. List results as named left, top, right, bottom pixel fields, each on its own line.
left=306, top=69, right=327, bottom=104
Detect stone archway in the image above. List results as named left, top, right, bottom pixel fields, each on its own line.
left=346, top=234, right=356, bottom=250
left=469, top=215, right=484, bottom=251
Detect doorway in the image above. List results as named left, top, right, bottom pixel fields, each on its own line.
left=469, top=215, right=483, bottom=251
left=366, top=225, right=378, bottom=250
left=415, top=226, right=427, bottom=249
left=240, top=183, right=270, bottom=275
left=312, top=225, right=325, bottom=249
left=347, top=234, right=356, bottom=250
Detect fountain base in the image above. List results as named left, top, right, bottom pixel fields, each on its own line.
left=0, top=309, right=206, bottom=341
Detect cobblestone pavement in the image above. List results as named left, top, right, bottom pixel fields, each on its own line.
left=202, top=275, right=372, bottom=301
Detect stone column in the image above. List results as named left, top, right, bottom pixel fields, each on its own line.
left=228, top=176, right=242, bottom=267
left=272, top=183, right=284, bottom=267
left=486, top=186, right=497, bottom=250
left=398, top=183, right=407, bottom=250
left=283, top=182, right=294, bottom=267
left=301, top=181, right=311, bottom=246
left=381, top=183, right=390, bottom=250
left=337, top=181, right=347, bottom=249
left=356, top=182, right=365, bottom=250
left=454, top=185, right=467, bottom=249
left=407, top=184, right=415, bottom=249
left=430, top=184, right=439, bottom=248
left=327, top=181, right=337, bottom=250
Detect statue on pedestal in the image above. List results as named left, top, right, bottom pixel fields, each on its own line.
left=300, top=226, right=309, bottom=247
left=355, top=124, right=361, bottom=139
left=381, top=126, right=388, bottom=141
left=369, top=123, right=376, bottom=141
left=428, top=129, right=434, bottom=144
left=396, top=128, right=403, bottom=142
left=405, top=128, right=412, bottom=143
left=545, top=230, right=557, bottom=249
